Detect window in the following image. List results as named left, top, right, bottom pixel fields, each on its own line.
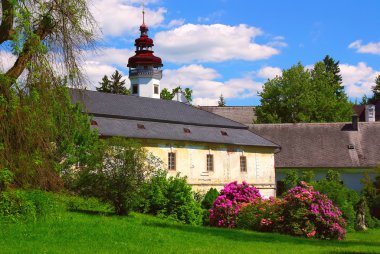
left=154, top=85, right=159, bottom=94
left=207, top=154, right=214, bottom=172
left=168, top=152, right=176, bottom=170
left=240, top=156, right=247, bottom=172
left=137, top=124, right=145, bottom=129
left=132, top=85, right=138, bottom=94
left=183, top=128, right=191, bottom=134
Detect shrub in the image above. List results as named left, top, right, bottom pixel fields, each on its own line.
left=0, top=169, right=14, bottom=191
left=76, top=138, right=154, bottom=215
left=201, top=188, right=219, bottom=226
left=283, top=170, right=299, bottom=192
left=282, top=182, right=346, bottom=240
left=313, top=179, right=359, bottom=229
left=201, top=188, right=219, bottom=210
left=209, top=181, right=261, bottom=228
left=237, top=197, right=284, bottom=232
left=140, top=170, right=203, bottom=225
left=0, top=190, right=36, bottom=222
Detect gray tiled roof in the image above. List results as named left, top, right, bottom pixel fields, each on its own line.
left=70, top=89, right=278, bottom=148
left=199, top=106, right=257, bottom=125
left=70, top=89, right=245, bottom=128
left=92, top=117, right=277, bottom=147
left=249, top=122, right=380, bottom=168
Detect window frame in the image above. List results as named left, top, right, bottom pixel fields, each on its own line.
left=132, top=84, right=138, bottom=94
left=154, top=85, right=159, bottom=94
left=207, top=154, right=214, bottom=172
left=240, top=156, right=247, bottom=172
left=168, top=152, right=176, bottom=171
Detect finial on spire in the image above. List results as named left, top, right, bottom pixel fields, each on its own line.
left=142, top=2, right=145, bottom=24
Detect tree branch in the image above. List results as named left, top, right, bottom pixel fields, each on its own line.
left=0, top=0, right=15, bottom=44
left=5, top=15, right=54, bottom=79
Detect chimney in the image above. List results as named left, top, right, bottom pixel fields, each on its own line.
left=352, top=114, right=359, bottom=131
left=365, top=104, right=376, bottom=122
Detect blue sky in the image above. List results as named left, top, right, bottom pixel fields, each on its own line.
left=2, top=0, right=380, bottom=106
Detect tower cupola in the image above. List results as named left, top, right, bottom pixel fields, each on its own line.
left=128, top=9, right=163, bottom=99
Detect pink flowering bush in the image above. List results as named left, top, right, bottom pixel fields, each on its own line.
left=209, top=181, right=261, bottom=228
left=237, top=197, right=284, bottom=232
left=282, top=181, right=347, bottom=240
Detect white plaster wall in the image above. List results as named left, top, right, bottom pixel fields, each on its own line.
left=130, top=76, right=160, bottom=99
left=142, top=140, right=277, bottom=198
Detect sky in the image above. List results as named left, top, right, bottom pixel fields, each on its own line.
left=1, top=0, right=380, bottom=106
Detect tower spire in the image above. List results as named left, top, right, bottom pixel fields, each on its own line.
left=142, top=3, right=145, bottom=25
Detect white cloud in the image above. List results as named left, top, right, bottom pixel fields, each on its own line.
left=340, top=62, right=380, bottom=98
left=84, top=47, right=134, bottom=67
left=0, top=51, right=17, bottom=73
left=90, top=0, right=166, bottom=37
left=154, top=24, right=280, bottom=63
left=348, top=40, right=380, bottom=55
left=164, top=19, right=185, bottom=28
left=256, top=66, right=282, bottom=79
left=162, top=64, right=264, bottom=106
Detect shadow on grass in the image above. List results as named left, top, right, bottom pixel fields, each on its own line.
left=68, top=209, right=115, bottom=217
left=143, top=221, right=380, bottom=249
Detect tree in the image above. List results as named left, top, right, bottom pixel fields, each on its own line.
left=160, top=88, right=173, bottom=100
left=323, top=55, right=344, bottom=99
left=96, top=70, right=130, bottom=95
left=160, top=86, right=193, bottom=102
left=0, top=1, right=98, bottom=190
left=256, top=61, right=353, bottom=123
left=368, top=75, right=380, bottom=104
left=218, top=94, right=226, bottom=106
left=76, top=138, right=154, bottom=215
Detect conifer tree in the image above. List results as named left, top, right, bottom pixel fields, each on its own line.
left=218, top=94, right=226, bottom=106
left=97, top=70, right=130, bottom=95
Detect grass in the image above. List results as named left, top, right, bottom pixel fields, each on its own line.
left=0, top=210, right=380, bottom=254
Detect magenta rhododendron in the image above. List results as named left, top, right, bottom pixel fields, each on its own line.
left=209, top=181, right=261, bottom=228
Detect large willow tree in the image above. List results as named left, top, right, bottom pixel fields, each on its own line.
left=0, top=0, right=100, bottom=190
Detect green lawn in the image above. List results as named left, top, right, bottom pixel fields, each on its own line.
left=0, top=211, right=379, bottom=254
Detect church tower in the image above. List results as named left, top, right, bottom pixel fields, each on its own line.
left=127, top=9, right=163, bottom=99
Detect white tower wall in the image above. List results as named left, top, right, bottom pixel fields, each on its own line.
left=130, top=76, right=160, bottom=99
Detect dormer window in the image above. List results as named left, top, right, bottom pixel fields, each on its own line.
left=221, top=130, right=228, bottom=136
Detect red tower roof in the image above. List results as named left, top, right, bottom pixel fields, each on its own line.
left=127, top=10, right=163, bottom=68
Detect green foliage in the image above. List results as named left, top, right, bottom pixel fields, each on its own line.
left=140, top=170, right=203, bottom=225
left=300, top=170, right=315, bottom=183
left=160, top=88, right=173, bottom=100
left=256, top=59, right=353, bottom=123
left=326, top=169, right=342, bottom=183
left=0, top=168, right=14, bottom=191
left=283, top=170, right=299, bottom=192
left=218, top=94, right=226, bottom=106
left=313, top=179, right=359, bottom=229
left=201, top=188, right=219, bottom=210
left=96, top=70, right=130, bottom=95
left=323, top=55, right=344, bottom=98
left=160, top=86, right=193, bottom=102
left=0, top=81, right=101, bottom=190
left=0, top=190, right=65, bottom=223
left=75, top=137, right=153, bottom=215
left=361, top=170, right=380, bottom=220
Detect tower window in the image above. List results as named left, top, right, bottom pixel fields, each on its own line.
left=168, top=152, right=176, bottom=170
left=132, top=85, right=138, bottom=94
left=207, top=154, right=214, bottom=172
left=240, top=156, right=247, bottom=172
left=154, top=85, right=159, bottom=94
